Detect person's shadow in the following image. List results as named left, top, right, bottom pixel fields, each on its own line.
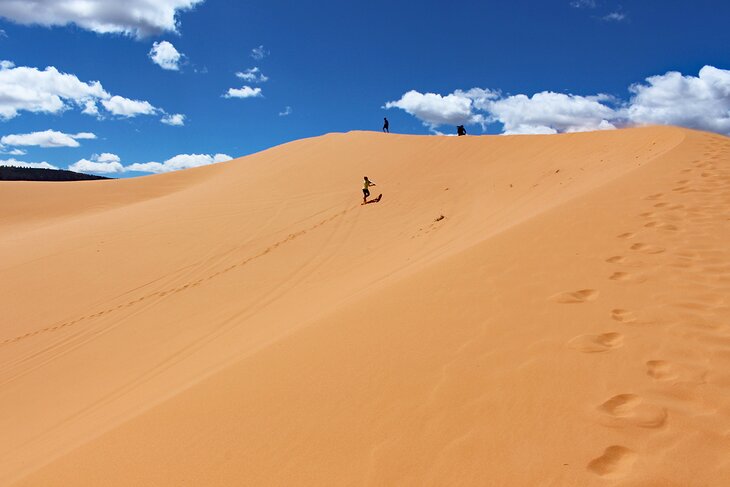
left=362, top=194, right=383, bottom=205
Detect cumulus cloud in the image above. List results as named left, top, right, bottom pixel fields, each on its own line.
left=626, top=65, right=730, bottom=134
left=149, top=41, right=183, bottom=70
left=0, top=157, right=57, bottom=169
left=384, top=89, right=492, bottom=128
left=236, top=67, right=268, bottom=83
left=100, top=95, right=157, bottom=117
left=0, top=61, right=106, bottom=119
left=225, top=68, right=266, bottom=99
left=0, top=60, right=161, bottom=119
left=250, top=45, right=268, bottom=60
left=65, top=152, right=233, bottom=174
left=487, top=92, right=617, bottom=134
left=69, top=153, right=124, bottom=174
left=161, top=113, right=185, bottom=126
left=0, top=0, right=205, bottom=38
left=127, top=153, right=232, bottom=173
left=224, top=86, right=262, bottom=99
left=385, top=65, right=730, bottom=136
left=279, top=106, right=292, bottom=116
left=1, top=129, right=96, bottom=148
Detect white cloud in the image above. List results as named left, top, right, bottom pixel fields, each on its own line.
left=6, top=148, right=26, bottom=155
left=1, top=129, right=96, bottom=148
left=224, top=86, right=262, bottom=99
left=385, top=65, right=730, bottom=136
left=0, top=0, right=205, bottom=38
left=82, top=100, right=99, bottom=116
left=0, top=60, right=161, bottom=120
left=279, top=106, right=292, bottom=116
left=570, top=0, right=596, bottom=7
left=65, top=151, right=233, bottom=174
left=101, top=95, right=157, bottom=117
left=487, top=92, right=617, bottom=134
left=0, top=28, right=6, bottom=37
left=236, top=67, right=268, bottom=83
left=627, top=65, right=730, bottom=134
left=603, top=12, right=627, bottom=22
left=0, top=61, right=107, bottom=119
left=250, top=45, right=268, bottom=60
left=127, top=153, right=232, bottom=173
left=149, top=41, right=182, bottom=70
left=0, top=157, right=57, bottom=169
left=161, top=113, right=185, bottom=125
left=69, top=153, right=124, bottom=174
left=384, top=89, right=491, bottom=128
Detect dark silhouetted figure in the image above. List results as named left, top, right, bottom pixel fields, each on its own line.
left=457, top=125, right=467, bottom=136
left=383, top=117, right=389, bottom=133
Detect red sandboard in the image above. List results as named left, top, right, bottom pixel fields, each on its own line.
left=361, top=194, right=382, bottom=205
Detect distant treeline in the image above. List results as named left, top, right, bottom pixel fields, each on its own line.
left=0, top=166, right=110, bottom=181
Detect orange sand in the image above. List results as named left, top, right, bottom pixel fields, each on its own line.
left=1, top=127, right=730, bottom=485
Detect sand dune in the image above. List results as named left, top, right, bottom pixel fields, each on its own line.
left=2, top=126, right=730, bottom=485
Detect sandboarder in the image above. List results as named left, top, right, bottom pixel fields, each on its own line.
left=362, top=176, right=380, bottom=204
left=383, top=117, right=389, bottom=133
left=457, top=125, right=466, bottom=136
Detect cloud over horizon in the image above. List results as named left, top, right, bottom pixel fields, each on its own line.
left=69, top=153, right=124, bottom=174
left=385, top=65, right=730, bottom=135
left=0, top=157, right=56, bottom=169
left=66, top=152, right=234, bottom=174
left=0, top=0, right=205, bottom=37
left=1, top=130, right=96, bottom=147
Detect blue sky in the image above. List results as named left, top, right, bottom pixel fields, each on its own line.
left=1, top=0, right=729, bottom=176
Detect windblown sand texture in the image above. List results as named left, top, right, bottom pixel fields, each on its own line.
left=2, top=127, right=730, bottom=485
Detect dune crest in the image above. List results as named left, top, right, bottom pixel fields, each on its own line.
left=2, top=127, right=730, bottom=485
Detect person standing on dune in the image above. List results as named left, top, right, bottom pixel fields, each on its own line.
left=383, top=117, right=389, bottom=133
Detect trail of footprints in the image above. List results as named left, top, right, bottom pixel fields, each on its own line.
left=555, top=135, right=730, bottom=479
left=1, top=206, right=355, bottom=347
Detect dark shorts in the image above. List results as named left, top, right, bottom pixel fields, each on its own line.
left=363, top=188, right=370, bottom=197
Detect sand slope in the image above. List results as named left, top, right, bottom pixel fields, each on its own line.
left=2, top=127, right=730, bottom=485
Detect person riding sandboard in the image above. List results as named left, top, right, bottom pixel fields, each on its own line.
left=361, top=176, right=381, bottom=204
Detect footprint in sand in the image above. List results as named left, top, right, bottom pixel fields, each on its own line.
left=644, top=221, right=678, bottom=231
left=645, top=193, right=664, bottom=200
left=609, top=272, right=630, bottom=281
left=598, top=394, right=668, bottom=428
left=630, top=243, right=665, bottom=254
left=616, top=232, right=635, bottom=239
left=611, top=309, right=636, bottom=323
left=568, top=332, right=624, bottom=353
left=605, top=255, right=626, bottom=264
left=646, top=360, right=678, bottom=381
left=608, top=272, right=646, bottom=283
left=551, top=289, right=599, bottom=304
left=587, top=446, right=636, bottom=477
